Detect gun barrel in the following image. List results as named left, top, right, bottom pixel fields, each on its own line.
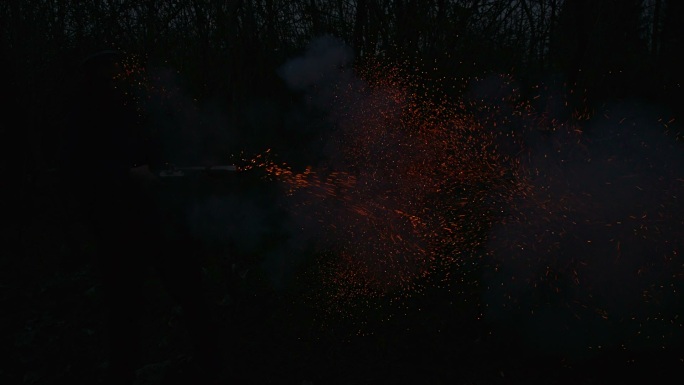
left=158, top=165, right=237, bottom=177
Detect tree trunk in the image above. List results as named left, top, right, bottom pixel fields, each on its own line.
left=353, top=0, right=368, bottom=58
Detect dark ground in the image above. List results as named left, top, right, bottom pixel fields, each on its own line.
left=2, top=169, right=683, bottom=385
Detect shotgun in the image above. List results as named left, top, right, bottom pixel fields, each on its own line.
left=157, top=164, right=238, bottom=178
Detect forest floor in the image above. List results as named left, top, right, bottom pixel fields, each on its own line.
left=3, top=173, right=682, bottom=385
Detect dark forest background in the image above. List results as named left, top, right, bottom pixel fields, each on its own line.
left=2, top=1, right=683, bottom=385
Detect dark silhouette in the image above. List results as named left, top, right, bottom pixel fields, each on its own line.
left=57, top=50, right=224, bottom=385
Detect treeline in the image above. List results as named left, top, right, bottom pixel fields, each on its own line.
left=0, top=0, right=682, bottom=176
left=3, top=1, right=682, bottom=99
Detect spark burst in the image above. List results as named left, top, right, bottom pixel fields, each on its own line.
left=238, top=46, right=683, bottom=354
left=238, top=57, right=526, bottom=315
